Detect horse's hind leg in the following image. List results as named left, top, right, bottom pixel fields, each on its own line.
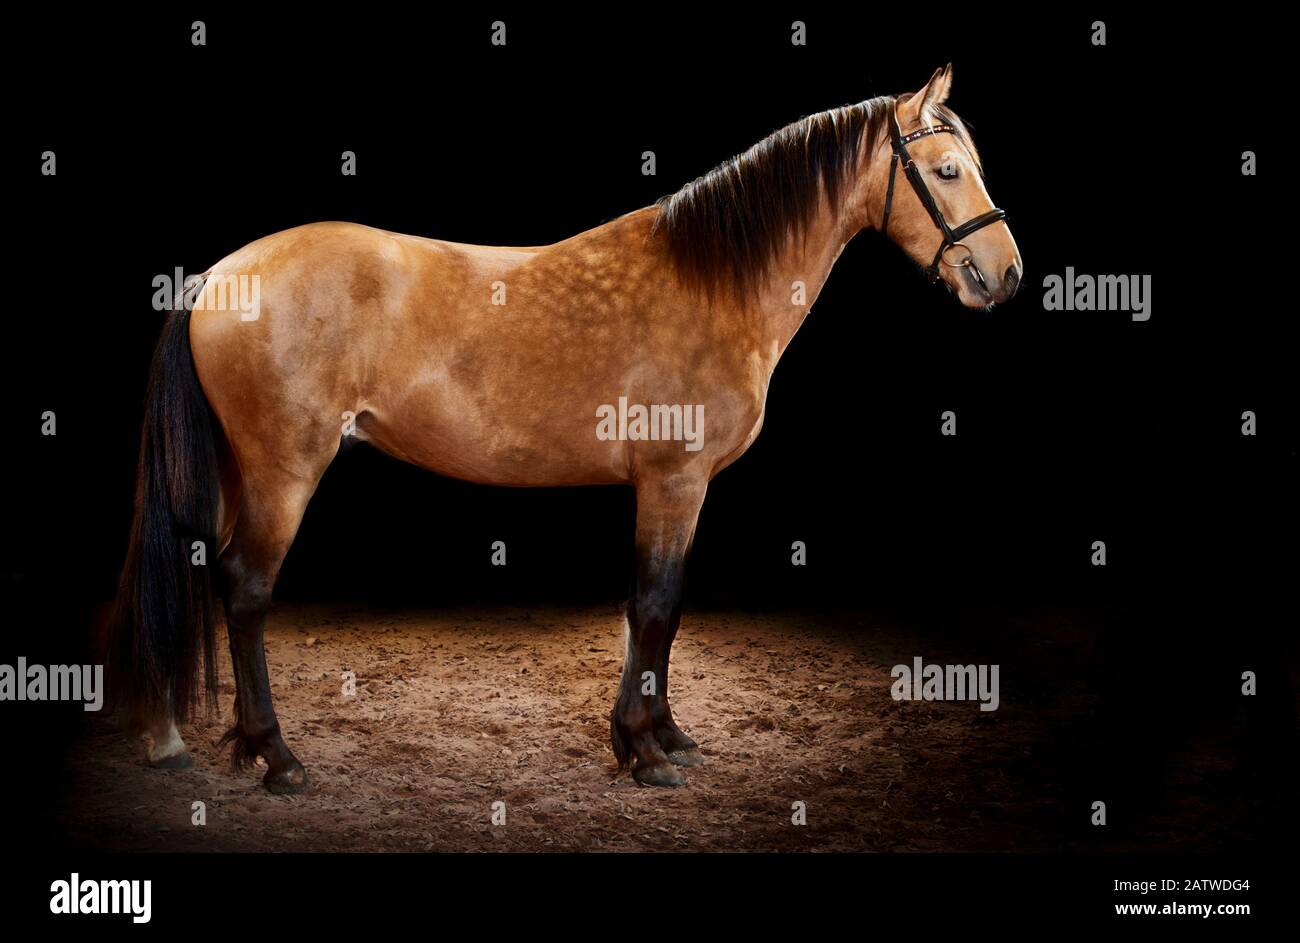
left=145, top=710, right=193, bottom=769
left=218, top=470, right=328, bottom=794
left=610, top=471, right=707, bottom=786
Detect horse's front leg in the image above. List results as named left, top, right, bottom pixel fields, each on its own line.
left=650, top=607, right=703, bottom=767
left=610, top=471, right=707, bottom=786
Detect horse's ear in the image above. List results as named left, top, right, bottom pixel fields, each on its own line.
left=933, top=63, right=954, bottom=103
left=898, top=64, right=954, bottom=125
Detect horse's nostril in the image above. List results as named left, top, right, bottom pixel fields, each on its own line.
left=1003, top=265, right=1021, bottom=298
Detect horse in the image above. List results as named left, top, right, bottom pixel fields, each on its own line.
left=109, top=65, right=1021, bottom=791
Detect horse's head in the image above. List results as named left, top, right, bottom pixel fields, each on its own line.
left=871, top=65, right=1022, bottom=308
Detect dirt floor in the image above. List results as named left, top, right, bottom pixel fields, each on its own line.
left=52, top=604, right=1273, bottom=852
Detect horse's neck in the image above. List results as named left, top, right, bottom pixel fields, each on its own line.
left=751, top=205, right=857, bottom=359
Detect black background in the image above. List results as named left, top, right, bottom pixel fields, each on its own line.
left=1, top=4, right=1294, bottom=915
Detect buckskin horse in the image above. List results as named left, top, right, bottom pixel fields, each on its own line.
left=110, top=65, right=1021, bottom=791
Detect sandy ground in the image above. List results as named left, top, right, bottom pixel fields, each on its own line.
left=52, top=604, right=1268, bottom=852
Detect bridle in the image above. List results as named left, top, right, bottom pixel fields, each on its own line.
left=880, top=97, right=1007, bottom=289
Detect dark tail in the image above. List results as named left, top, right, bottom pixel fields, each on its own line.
left=109, top=284, right=221, bottom=729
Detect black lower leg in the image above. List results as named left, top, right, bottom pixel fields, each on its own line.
left=611, top=592, right=684, bottom=786
left=609, top=472, right=707, bottom=786
left=651, top=620, right=699, bottom=759
left=219, top=559, right=306, bottom=794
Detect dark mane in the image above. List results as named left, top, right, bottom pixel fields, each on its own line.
left=653, top=95, right=976, bottom=301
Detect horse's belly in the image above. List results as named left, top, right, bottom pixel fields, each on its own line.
left=355, top=401, right=630, bottom=487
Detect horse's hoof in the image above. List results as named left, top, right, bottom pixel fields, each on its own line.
left=667, top=747, right=704, bottom=767
left=633, top=762, right=686, bottom=787
left=263, top=763, right=309, bottom=795
left=148, top=751, right=194, bottom=770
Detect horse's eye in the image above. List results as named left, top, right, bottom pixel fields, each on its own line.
left=937, top=164, right=959, bottom=180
